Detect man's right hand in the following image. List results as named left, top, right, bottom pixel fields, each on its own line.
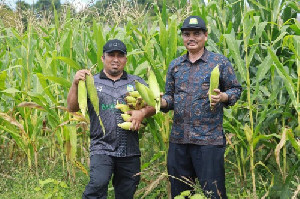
left=67, top=69, right=90, bottom=112
left=73, top=69, right=91, bottom=85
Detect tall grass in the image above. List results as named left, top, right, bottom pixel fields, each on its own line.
left=0, top=0, right=299, bottom=198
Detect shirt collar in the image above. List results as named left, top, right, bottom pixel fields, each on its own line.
left=99, top=70, right=128, bottom=81
left=182, top=48, right=208, bottom=63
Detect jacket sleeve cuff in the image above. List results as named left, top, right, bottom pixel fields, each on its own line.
left=161, top=95, right=173, bottom=113
left=223, top=90, right=238, bottom=107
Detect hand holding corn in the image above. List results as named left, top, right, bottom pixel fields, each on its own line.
left=116, top=90, right=155, bottom=131
left=73, top=69, right=91, bottom=85
left=117, top=71, right=159, bottom=131
left=209, top=89, right=228, bottom=107
left=116, top=91, right=146, bottom=131
left=76, top=70, right=106, bottom=134
left=134, top=69, right=160, bottom=113
left=126, top=109, right=146, bottom=131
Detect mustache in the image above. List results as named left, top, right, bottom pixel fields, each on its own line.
left=187, top=41, right=197, bottom=45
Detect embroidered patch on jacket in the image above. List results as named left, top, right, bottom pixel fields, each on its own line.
left=127, top=84, right=134, bottom=92
left=96, top=85, right=102, bottom=92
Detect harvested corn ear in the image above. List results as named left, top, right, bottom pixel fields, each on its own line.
left=78, top=80, right=87, bottom=116
left=115, top=101, right=130, bottom=113
left=148, top=69, right=160, bottom=113
left=135, top=80, right=156, bottom=107
left=118, top=122, right=132, bottom=130
left=125, top=96, right=137, bottom=103
left=121, top=114, right=131, bottom=122
left=128, top=91, right=141, bottom=98
left=86, top=74, right=106, bottom=134
left=209, top=65, right=220, bottom=108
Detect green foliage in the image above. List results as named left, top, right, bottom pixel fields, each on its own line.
left=0, top=0, right=299, bottom=198
left=34, top=178, right=68, bottom=199
left=175, top=190, right=206, bottom=199
left=16, top=1, right=31, bottom=11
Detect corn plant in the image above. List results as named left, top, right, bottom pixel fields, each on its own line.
left=0, top=0, right=299, bottom=198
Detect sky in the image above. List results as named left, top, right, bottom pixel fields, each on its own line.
left=2, top=0, right=94, bottom=11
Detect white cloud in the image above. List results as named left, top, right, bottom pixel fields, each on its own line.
left=64, top=0, right=89, bottom=12
left=2, top=0, right=94, bottom=11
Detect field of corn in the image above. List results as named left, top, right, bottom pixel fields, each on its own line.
left=0, top=0, right=299, bottom=198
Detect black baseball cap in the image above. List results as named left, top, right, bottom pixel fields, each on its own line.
left=103, top=39, right=127, bottom=54
left=181, top=16, right=207, bottom=31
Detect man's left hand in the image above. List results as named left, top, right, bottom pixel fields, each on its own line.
left=210, top=89, right=228, bottom=107
left=127, top=109, right=146, bottom=131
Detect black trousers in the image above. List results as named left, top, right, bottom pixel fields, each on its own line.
left=167, top=142, right=227, bottom=199
left=82, top=154, right=140, bottom=199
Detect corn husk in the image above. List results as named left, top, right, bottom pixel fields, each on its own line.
left=78, top=80, right=87, bottom=116
left=148, top=70, right=160, bottom=113
left=86, top=74, right=106, bottom=134
left=209, top=65, right=220, bottom=108
left=118, top=122, right=132, bottom=130
left=135, top=80, right=156, bottom=107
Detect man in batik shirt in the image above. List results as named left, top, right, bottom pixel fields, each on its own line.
left=161, top=16, right=242, bottom=199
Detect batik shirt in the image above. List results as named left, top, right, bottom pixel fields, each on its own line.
left=162, top=48, right=242, bottom=145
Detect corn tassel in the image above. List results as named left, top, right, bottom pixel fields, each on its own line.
left=78, top=80, right=87, bottom=116
left=209, top=64, right=220, bottom=108
left=86, top=74, right=106, bottom=134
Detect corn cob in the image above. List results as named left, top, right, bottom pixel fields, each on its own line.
left=127, top=102, right=137, bottom=110
left=86, top=74, right=106, bottom=134
left=121, top=113, right=131, bottom=122
left=78, top=80, right=87, bottom=116
left=125, top=96, right=137, bottom=103
left=148, top=70, right=160, bottom=113
left=115, top=101, right=130, bottom=113
left=135, top=98, right=145, bottom=110
left=135, top=80, right=156, bottom=107
left=209, top=64, right=220, bottom=108
left=128, top=91, right=140, bottom=98
left=118, top=122, right=132, bottom=130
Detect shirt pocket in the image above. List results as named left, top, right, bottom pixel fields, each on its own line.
left=198, top=75, right=210, bottom=99
left=174, top=70, right=189, bottom=94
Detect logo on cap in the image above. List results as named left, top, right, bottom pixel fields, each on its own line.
left=189, top=18, right=198, bottom=24
left=109, top=43, right=119, bottom=47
